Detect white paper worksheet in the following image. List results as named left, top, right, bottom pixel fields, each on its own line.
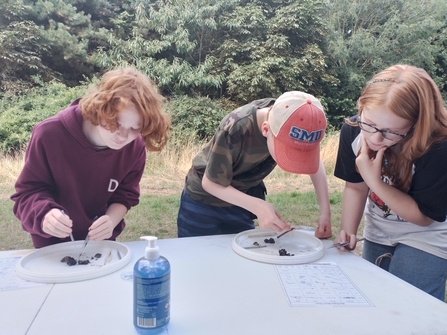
left=0, top=256, right=45, bottom=291
left=276, top=262, right=373, bottom=307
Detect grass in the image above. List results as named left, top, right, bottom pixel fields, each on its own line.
left=0, top=132, right=345, bottom=250
left=1, top=132, right=446, bottom=302
left=0, top=187, right=345, bottom=251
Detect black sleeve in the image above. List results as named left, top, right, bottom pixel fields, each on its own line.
left=334, top=117, right=364, bottom=183
left=409, top=139, right=447, bottom=222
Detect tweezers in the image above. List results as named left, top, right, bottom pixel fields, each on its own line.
left=77, top=234, right=89, bottom=262
left=328, top=237, right=365, bottom=249
left=60, top=210, right=74, bottom=242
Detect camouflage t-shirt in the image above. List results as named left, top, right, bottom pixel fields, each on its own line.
left=185, top=98, right=277, bottom=206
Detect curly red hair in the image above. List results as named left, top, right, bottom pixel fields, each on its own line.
left=80, top=68, right=170, bottom=151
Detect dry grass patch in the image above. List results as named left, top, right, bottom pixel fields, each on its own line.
left=0, top=132, right=344, bottom=250
left=0, top=132, right=342, bottom=196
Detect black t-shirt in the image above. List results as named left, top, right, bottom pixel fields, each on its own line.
left=334, top=116, right=447, bottom=222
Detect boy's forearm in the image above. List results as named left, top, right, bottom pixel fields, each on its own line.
left=202, top=174, right=289, bottom=231
left=202, top=174, right=259, bottom=212
left=309, top=158, right=331, bottom=216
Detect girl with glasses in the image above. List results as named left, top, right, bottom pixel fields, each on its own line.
left=334, top=64, right=447, bottom=301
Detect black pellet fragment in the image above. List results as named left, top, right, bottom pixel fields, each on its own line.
left=91, top=253, right=102, bottom=260
left=278, top=248, right=294, bottom=256
left=61, top=256, right=77, bottom=266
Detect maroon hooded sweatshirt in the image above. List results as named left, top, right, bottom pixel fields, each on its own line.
left=11, top=100, right=146, bottom=248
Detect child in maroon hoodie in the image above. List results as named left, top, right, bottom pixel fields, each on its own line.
left=11, top=68, right=171, bottom=248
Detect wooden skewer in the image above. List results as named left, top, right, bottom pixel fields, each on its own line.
left=277, top=227, right=295, bottom=238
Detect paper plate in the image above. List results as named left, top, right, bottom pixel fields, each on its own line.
left=232, top=229, right=324, bottom=264
left=16, top=240, right=132, bottom=283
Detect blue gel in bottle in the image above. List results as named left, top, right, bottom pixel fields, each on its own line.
left=133, top=236, right=170, bottom=334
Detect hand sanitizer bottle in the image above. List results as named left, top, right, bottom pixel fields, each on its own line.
left=133, top=236, right=170, bottom=334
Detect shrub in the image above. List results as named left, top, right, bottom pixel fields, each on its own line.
left=169, top=95, right=237, bottom=141
left=0, top=81, right=87, bottom=153
left=0, top=88, right=238, bottom=155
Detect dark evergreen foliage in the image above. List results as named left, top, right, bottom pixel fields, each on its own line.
left=0, top=0, right=446, bottom=152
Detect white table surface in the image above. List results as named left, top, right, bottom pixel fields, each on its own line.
left=1, top=234, right=447, bottom=335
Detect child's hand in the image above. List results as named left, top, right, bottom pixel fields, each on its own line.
left=256, top=202, right=291, bottom=232
left=333, top=229, right=358, bottom=251
left=315, top=215, right=332, bottom=239
left=355, top=135, right=386, bottom=187
left=42, top=209, right=73, bottom=238
left=88, top=215, right=114, bottom=241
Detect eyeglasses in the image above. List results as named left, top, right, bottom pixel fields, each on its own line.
left=357, top=116, right=409, bottom=142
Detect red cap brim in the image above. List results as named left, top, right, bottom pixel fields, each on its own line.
left=274, top=137, right=320, bottom=174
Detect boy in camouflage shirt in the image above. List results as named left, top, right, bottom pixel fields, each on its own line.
left=177, top=91, right=332, bottom=238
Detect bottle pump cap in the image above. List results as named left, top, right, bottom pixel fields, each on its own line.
left=140, top=236, right=159, bottom=260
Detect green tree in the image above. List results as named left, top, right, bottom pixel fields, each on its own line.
left=323, top=0, right=447, bottom=125
left=92, top=0, right=337, bottom=102
left=431, top=14, right=447, bottom=99
left=0, top=0, right=119, bottom=91
left=93, top=0, right=229, bottom=96
left=23, top=0, right=114, bottom=85
left=216, top=0, right=337, bottom=102
left=0, top=0, right=49, bottom=94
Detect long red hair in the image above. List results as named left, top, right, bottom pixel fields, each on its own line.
left=356, top=65, right=447, bottom=191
